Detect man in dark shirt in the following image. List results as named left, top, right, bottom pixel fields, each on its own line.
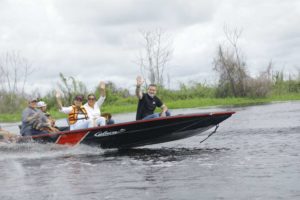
left=135, top=76, right=171, bottom=120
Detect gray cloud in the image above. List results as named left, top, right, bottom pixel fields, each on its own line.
left=53, top=0, right=216, bottom=26
left=0, top=0, right=299, bottom=94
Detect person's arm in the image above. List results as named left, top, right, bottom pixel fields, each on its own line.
left=160, top=104, right=168, bottom=117
left=155, top=97, right=168, bottom=117
left=55, top=91, right=72, bottom=114
left=60, top=106, right=72, bottom=114
left=22, top=109, right=39, bottom=123
left=99, top=81, right=106, bottom=97
left=55, top=90, right=63, bottom=110
left=136, top=76, right=144, bottom=100
left=96, top=81, right=106, bottom=106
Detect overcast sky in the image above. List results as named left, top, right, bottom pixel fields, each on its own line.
left=1, top=0, right=299, bottom=94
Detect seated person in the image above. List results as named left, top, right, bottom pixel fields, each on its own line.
left=36, top=101, right=59, bottom=132
left=101, top=112, right=115, bottom=125
left=56, top=92, right=89, bottom=131
left=135, top=76, right=171, bottom=120
left=84, top=81, right=107, bottom=127
left=20, top=96, right=53, bottom=136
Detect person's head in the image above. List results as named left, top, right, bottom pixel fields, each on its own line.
left=36, top=101, right=47, bottom=112
left=147, top=84, right=157, bottom=98
left=87, top=94, right=96, bottom=106
left=27, top=96, right=38, bottom=108
left=73, top=95, right=84, bottom=107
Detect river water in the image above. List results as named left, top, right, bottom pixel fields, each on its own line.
left=0, top=101, right=299, bottom=200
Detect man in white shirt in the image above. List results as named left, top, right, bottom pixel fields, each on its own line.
left=84, top=81, right=107, bottom=127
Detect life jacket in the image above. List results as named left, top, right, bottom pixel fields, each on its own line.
left=68, top=105, right=89, bottom=125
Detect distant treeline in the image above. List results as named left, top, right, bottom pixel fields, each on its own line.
left=1, top=70, right=299, bottom=115
left=158, top=71, right=300, bottom=101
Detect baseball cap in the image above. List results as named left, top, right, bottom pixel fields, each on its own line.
left=37, top=101, right=47, bottom=108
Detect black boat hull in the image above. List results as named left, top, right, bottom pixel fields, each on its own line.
left=30, top=112, right=234, bottom=149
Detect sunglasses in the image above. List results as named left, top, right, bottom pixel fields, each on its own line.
left=88, top=98, right=95, bottom=100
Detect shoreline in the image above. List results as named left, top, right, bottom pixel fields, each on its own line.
left=1, top=95, right=300, bottom=123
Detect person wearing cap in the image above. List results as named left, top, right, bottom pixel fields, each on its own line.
left=56, top=92, right=90, bottom=131
left=20, top=96, right=51, bottom=136
left=36, top=101, right=58, bottom=132
left=37, top=101, right=51, bottom=119
left=84, top=81, right=107, bottom=127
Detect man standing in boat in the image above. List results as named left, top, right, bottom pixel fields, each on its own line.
left=135, top=76, right=170, bottom=120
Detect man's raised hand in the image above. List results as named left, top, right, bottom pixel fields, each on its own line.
left=136, top=76, right=144, bottom=87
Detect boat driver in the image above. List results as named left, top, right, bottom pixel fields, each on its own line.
left=20, top=96, right=52, bottom=136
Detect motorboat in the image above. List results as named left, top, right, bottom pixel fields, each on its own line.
left=28, top=111, right=235, bottom=149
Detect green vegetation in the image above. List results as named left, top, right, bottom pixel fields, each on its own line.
left=0, top=113, right=21, bottom=122
left=1, top=93, right=299, bottom=123
left=1, top=75, right=300, bottom=122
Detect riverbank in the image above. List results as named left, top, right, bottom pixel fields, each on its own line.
left=1, top=94, right=300, bottom=122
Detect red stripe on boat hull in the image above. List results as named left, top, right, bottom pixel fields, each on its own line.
left=55, top=131, right=89, bottom=146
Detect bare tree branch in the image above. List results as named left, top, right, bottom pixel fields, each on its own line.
left=0, top=51, right=34, bottom=113
left=137, top=28, right=173, bottom=87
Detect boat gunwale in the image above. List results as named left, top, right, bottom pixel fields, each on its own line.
left=30, top=111, right=235, bottom=139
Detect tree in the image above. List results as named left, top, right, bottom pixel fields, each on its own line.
left=213, top=26, right=273, bottom=98
left=247, top=61, right=272, bottom=97
left=0, top=51, right=33, bottom=113
left=57, top=73, right=88, bottom=105
left=213, top=26, right=249, bottom=97
left=0, top=51, right=33, bottom=96
left=137, top=29, right=173, bottom=87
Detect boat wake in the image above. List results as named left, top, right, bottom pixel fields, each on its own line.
left=0, top=142, right=105, bottom=161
